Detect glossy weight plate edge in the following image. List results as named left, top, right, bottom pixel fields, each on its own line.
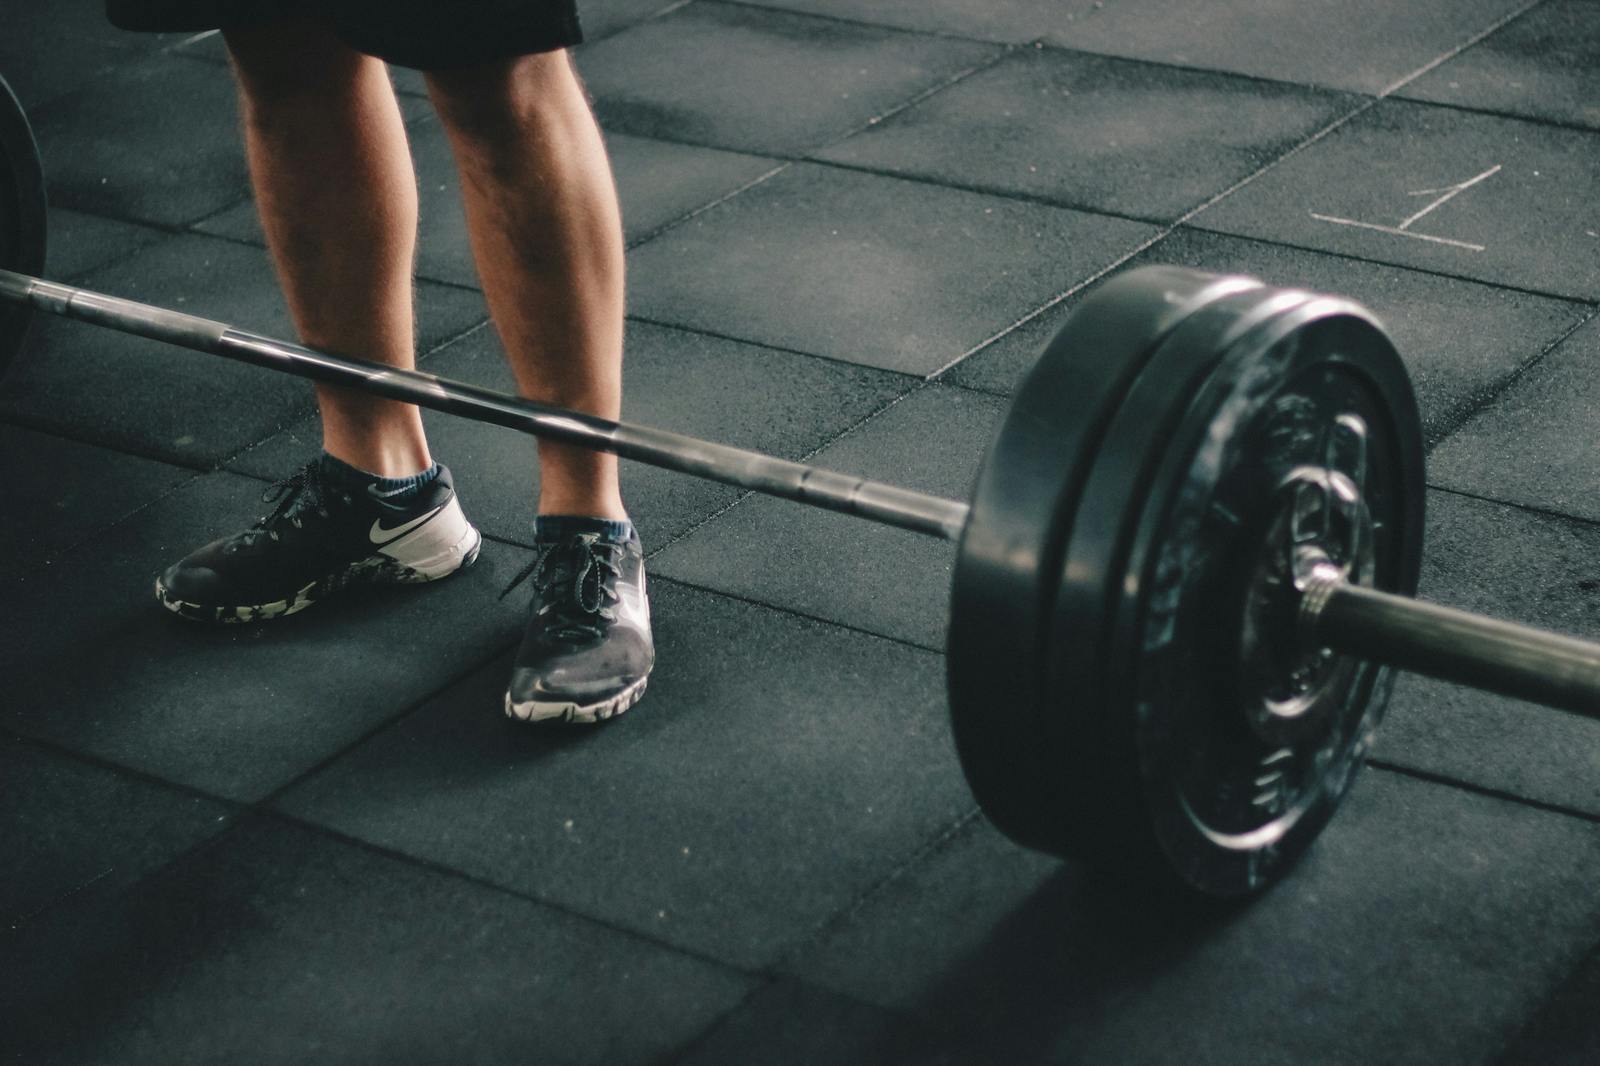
left=0, top=74, right=46, bottom=382
left=1033, top=286, right=1314, bottom=871
left=949, top=266, right=1266, bottom=855
left=1118, top=300, right=1424, bottom=895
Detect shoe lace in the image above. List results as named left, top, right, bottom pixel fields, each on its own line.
left=235, top=461, right=339, bottom=548
left=502, top=533, right=624, bottom=642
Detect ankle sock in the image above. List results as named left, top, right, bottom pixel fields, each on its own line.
left=534, top=514, right=636, bottom=545
left=320, top=452, right=441, bottom=500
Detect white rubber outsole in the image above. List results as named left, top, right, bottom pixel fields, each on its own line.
left=504, top=675, right=649, bottom=725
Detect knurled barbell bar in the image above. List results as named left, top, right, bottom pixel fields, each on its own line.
left=1, top=74, right=1595, bottom=898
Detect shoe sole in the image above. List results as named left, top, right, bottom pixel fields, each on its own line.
left=504, top=674, right=649, bottom=725
left=157, top=523, right=482, bottom=624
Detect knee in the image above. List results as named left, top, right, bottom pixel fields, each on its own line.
left=426, top=50, right=583, bottom=149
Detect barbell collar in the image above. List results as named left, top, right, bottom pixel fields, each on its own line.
left=0, top=267, right=971, bottom=541
left=1304, top=574, right=1600, bottom=717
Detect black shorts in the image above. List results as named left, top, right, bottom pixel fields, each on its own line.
left=104, top=0, right=584, bottom=69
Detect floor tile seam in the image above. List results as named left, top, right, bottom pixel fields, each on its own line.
left=921, top=184, right=1593, bottom=384
left=925, top=93, right=1387, bottom=381
left=1029, top=39, right=1387, bottom=101
left=704, top=0, right=1024, bottom=46
left=3, top=816, right=251, bottom=942
left=1173, top=224, right=1600, bottom=308
left=1368, top=759, right=1600, bottom=826
left=1152, top=15, right=1565, bottom=259
left=1384, top=91, right=1600, bottom=138
left=1, top=733, right=250, bottom=937
left=1374, top=0, right=1551, bottom=99
left=1421, top=304, right=1600, bottom=449
left=14, top=37, right=188, bottom=115
left=0, top=410, right=214, bottom=471
left=807, top=39, right=1019, bottom=153
left=183, top=192, right=257, bottom=236
left=181, top=219, right=488, bottom=298
left=8, top=865, right=121, bottom=935
left=925, top=231, right=1171, bottom=381
left=618, top=310, right=925, bottom=382
left=1423, top=483, right=1600, bottom=534
left=0, top=420, right=213, bottom=576
left=770, top=807, right=984, bottom=975
left=657, top=978, right=777, bottom=1066
left=623, top=160, right=793, bottom=251
left=249, top=640, right=519, bottom=811
left=797, top=155, right=1173, bottom=226
left=209, top=318, right=496, bottom=474
left=633, top=375, right=926, bottom=559
left=645, top=572, right=947, bottom=655
left=257, top=806, right=766, bottom=979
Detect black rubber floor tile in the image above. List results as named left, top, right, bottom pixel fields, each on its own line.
left=815, top=47, right=1358, bottom=222
left=231, top=319, right=912, bottom=549
left=0, top=2, right=177, bottom=111
left=43, top=207, right=166, bottom=280
left=4, top=815, right=753, bottom=1065
left=1046, top=0, right=1531, bottom=95
left=733, top=0, right=1081, bottom=43
left=0, top=232, right=486, bottom=466
left=195, top=118, right=778, bottom=285
left=29, top=54, right=251, bottom=227
left=574, top=1, right=1001, bottom=155
left=1192, top=100, right=1600, bottom=300
left=783, top=772, right=1600, bottom=1064
left=273, top=580, right=967, bottom=971
left=0, top=424, right=192, bottom=580
left=651, top=385, right=1003, bottom=648
left=2, top=735, right=231, bottom=933
left=673, top=980, right=917, bottom=1066
left=0, top=470, right=532, bottom=802
left=627, top=162, right=1158, bottom=374
left=1429, top=317, right=1600, bottom=522
left=942, top=229, right=1593, bottom=444
left=1399, top=0, right=1600, bottom=132
left=1375, top=491, right=1600, bottom=817
left=1497, top=938, right=1600, bottom=1066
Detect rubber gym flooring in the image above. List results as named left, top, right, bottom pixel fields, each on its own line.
left=2, top=1, right=1597, bottom=1062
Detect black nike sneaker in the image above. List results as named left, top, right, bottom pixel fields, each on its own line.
left=504, top=518, right=654, bottom=724
left=156, top=456, right=481, bottom=623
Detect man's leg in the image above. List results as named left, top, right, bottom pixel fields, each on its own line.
left=226, top=17, right=430, bottom=477
left=424, top=51, right=626, bottom=519
left=425, top=53, right=650, bottom=724
left=155, top=19, right=480, bottom=623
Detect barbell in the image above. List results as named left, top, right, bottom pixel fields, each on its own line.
left=1, top=74, right=1596, bottom=898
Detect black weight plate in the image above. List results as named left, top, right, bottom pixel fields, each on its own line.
left=1065, top=287, right=1422, bottom=895
left=1037, top=284, right=1311, bottom=871
left=0, top=74, right=47, bottom=382
left=950, top=266, right=1266, bottom=853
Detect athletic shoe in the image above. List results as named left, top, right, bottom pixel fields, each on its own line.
left=156, top=457, right=481, bottom=623
left=504, top=520, right=654, bottom=724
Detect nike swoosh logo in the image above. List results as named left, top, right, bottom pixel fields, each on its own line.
left=370, top=507, right=443, bottom=545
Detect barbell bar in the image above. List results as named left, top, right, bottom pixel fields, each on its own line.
left=1, top=73, right=1596, bottom=898
left=3, top=264, right=1596, bottom=718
